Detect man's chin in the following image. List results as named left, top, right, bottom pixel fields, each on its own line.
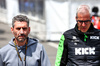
left=81, top=30, right=87, bottom=33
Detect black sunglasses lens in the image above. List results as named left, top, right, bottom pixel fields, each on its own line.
left=77, top=20, right=91, bottom=22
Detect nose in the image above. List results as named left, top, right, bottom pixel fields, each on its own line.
left=82, top=22, right=86, bottom=26
left=20, top=28, right=24, bottom=34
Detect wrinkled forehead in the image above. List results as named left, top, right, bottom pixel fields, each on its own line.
left=77, top=18, right=91, bottom=20
left=13, top=21, right=29, bottom=27
left=77, top=9, right=91, bottom=18
left=77, top=13, right=91, bottom=20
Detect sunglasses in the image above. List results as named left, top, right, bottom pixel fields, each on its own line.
left=77, top=20, right=91, bottom=22
left=77, top=20, right=91, bottom=25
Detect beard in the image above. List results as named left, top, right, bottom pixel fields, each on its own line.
left=16, top=34, right=27, bottom=42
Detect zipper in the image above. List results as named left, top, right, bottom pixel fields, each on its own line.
left=84, top=33, right=88, bottom=66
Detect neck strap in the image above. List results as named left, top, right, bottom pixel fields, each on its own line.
left=14, top=40, right=27, bottom=61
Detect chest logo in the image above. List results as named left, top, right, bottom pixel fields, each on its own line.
left=73, top=36, right=77, bottom=39
left=90, top=36, right=99, bottom=39
left=75, top=47, right=95, bottom=55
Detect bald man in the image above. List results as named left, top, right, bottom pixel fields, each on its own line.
left=55, top=5, right=100, bottom=66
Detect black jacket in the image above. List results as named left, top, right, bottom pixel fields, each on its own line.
left=55, top=23, right=100, bottom=66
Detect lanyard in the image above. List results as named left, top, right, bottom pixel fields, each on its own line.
left=14, top=41, right=27, bottom=61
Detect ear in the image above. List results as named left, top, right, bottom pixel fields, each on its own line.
left=11, top=27, right=14, bottom=34
left=75, top=17, right=78, bottom=22
left=75, top=16, right=77, bottom=20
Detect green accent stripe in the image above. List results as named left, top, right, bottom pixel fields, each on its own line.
left=84, top=34, right=88, bottom=42
left=55, top=35, right=65, bottom=66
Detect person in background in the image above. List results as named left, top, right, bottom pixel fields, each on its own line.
left=97, top=18, right=100, bottom=29
left=0, top=15, right=51, bottom=66
left=91, top=6, right=100, bottom=29
left=55, top=5, right=100, bottom=66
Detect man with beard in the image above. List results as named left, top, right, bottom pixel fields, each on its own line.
left=0, top=15, right=51, bottom=66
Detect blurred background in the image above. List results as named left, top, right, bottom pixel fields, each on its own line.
left=0, top=0, right=100, bottom=66
left=0, top=0, right=100, bottom=41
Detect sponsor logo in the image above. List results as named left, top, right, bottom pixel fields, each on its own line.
left=90, top=36, right=99, bottom=39
left=72, top=36, right=79, bottom=45
left=75, top=47, right=95, bottom=55
left=73, top=36, right=77, bottom=39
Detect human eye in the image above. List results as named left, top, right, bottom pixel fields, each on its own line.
left=23, top=27, right=27, bottom=30
left=78, top=20, right=83, bottom=23
left=16, top=28, right=21, bottom=30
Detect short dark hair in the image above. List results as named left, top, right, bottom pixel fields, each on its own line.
left=12, top=15, right=29, bottom=27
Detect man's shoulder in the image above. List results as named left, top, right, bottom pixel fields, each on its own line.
left=63, top=28, right=75, bottom=35
left=0, top=44, right=10, bottom=49
left=0, top=44, right=12, bottom=54
left=93, top=28, right=100, bottom=34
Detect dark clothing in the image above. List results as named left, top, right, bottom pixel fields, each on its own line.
left=55, top=23, right=100, bottom=66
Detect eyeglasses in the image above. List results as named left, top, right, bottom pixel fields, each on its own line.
left=77, top=20, right=91, bottom=25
